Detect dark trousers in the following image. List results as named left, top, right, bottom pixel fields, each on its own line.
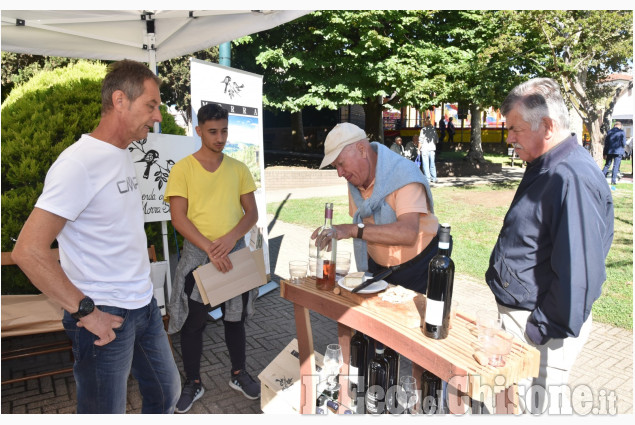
left=367, top=236, right=453, bottom=294
left=602, top=154, right=622, bottom=184
left=181, top=274, right=247, bottom=381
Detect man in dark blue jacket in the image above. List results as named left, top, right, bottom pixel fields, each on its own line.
left=602, top=121, right=626, bottom=190
left=486, top=78, right=614, bottom=414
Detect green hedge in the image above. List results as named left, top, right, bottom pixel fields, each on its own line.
left=1, top=61, right=185, bottom=294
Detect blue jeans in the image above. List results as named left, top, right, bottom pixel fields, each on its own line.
left=62, top=297, right=180, bottom=413
left=421, top=151, right=437, bottom=183
left=602, top=154, right=622, bottom=184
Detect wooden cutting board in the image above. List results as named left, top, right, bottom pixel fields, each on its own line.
left=336, top=284, right=425, bottom=328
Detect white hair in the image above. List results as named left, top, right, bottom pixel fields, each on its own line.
left=501, top=78, right=570, bottom=133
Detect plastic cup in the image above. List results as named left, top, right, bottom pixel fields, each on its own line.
left=309, top=240, right=318, bottom=259
left=289, top=260, right=308, bottom=284
left=308, top=257, right=317, bottom=277
left=335, top=251, right=351, bottom=277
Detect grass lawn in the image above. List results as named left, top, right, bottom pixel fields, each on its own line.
left=266, top=178, right=633, bottom=329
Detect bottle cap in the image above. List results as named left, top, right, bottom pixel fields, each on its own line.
left=438, top=224, right=451, bottom=243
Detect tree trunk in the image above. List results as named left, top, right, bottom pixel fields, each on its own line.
left=586, top=118, right=605, bottom=166
left=465, top=104, right=485, bottom=164
left=290, top=110, right=306, bottom=151
left=362, top=95, right=385, bottom=144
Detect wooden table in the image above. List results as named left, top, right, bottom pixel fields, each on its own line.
left=280, top=277, right=540, bottom=414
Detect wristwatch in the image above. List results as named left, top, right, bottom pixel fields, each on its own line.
left=356, top=223, right=365, bottom=239
left=71, top=296, right=95, bottom=320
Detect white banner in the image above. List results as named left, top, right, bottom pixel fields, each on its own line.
left=131, top=133, right=199, bottom=223
left=190, top=59, right=271, bottom=275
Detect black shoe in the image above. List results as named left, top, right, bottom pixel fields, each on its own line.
left=175, top=380, right=205, bottom=413
left=229, top=370, right=261, bottom=400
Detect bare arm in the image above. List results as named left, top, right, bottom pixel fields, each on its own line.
left=12, top=208, right=123, bottom=346
left=170, top=192, right=258, bottom=272
left=311, top=212, right=420, bottom=248
left=208, top=191, right=258, bottom=259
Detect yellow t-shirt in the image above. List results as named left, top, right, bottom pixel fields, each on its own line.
left=164, top=154, right=256, bottom=241
left=349, top=182, right=438, bottom=267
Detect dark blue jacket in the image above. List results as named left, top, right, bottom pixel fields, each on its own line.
left=603, top=127, right=626, bottom=156
left=486, top=135, right=614, bottom=345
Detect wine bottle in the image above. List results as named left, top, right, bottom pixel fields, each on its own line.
left=365, top=337, right=376, bottom=397
left=366, top=343, right=389, bottom=414
left=421, top=368, right=442, bottom=414
left=383, top=345, right=400, bottom=414
left=316, top=394, right=327, bottom=415
left=316, top=202, right=337, bottom=291
left=437, top=381, right=450, bottom=414
left=424, top=224, right=455, bottom=339
left=349, top=331, right=369, bottom=412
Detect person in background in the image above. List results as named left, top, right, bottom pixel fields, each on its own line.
left=602, top=121, right=626, bottom=191
left=486, top=77, right=614, bottom=414
left=418, top=118, right=438, bottom=184
left=11, top=59, right=180, bottom=414
left=390, top=136, right=406, bottom=157
left=447, top=117, right=456, bottom=143
left=312, top=123, right=440, bottom=294
left=404, top=134, right=420, bottom=168
left=165, top=103, right=260, bottom=413
left=438, top=116, right=446, bottom=143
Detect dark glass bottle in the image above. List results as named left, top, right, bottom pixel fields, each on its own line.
left=366, top=343, right=389, bottom=414
left=437, top=381, right=450, bottom=414
left=349, top=331, right=369, bottom=412
left=421, top=368, right=443, bottom=414
left=424, top=224, right=455, bottom=339
left=383, top=345, right=400, bottom=414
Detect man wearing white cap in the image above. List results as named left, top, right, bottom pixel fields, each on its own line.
left=311, top=123, right=442, bottom=293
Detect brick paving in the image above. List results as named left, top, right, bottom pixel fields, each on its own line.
left=2, top=166, right=632, bottom=415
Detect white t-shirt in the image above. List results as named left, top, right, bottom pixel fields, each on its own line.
left=35, top=135, right=152, bottom=309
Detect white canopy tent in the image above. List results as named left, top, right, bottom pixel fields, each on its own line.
left=1, top=10, right=308, bottom=70
left=1, top=9, right=309, bottom=301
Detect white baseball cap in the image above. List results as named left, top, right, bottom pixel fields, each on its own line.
left=319, top=123, right=367, bottom=169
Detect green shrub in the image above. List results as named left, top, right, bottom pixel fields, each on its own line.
left=1, top=61, right=186, bottom=294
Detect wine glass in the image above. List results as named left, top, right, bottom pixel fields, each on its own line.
left=396, top=375, right=418, bottom=414
left=476, top=309, right=502, bottom=347
left=483, top=330, right=513, bottom=367
left=323, top=344, right=343, bottom=390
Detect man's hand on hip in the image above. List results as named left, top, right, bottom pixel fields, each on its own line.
left=76, top=309, right=124, bottom=346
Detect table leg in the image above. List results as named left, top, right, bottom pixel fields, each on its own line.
left=294, top=304, right=316, bottom=414
left=337, top=323, right=353, bottom=411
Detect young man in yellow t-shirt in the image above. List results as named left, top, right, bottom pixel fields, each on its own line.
left=164, top=104, right=259, bottom=413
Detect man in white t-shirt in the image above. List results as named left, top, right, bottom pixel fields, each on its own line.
left=12, top=60, right=180, bottom=414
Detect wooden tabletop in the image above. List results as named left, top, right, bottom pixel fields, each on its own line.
left=281, top=276, right=540, bottom=412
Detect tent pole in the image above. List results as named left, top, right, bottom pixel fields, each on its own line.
left=219, top=42, right=231, bottom=66
left=148, top=45, right=173, bottom=303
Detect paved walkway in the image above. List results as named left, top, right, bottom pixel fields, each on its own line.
left=1, top=166, right=632, bottom=415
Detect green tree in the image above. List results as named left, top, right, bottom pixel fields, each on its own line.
left=430, top=10, right=548, bottom=163
left=1, top=61, right=184, bottom=293
left=523, top=10, right=633, bottom=164
left=157, top=47, right=219, bottom=127
left=1, top=52, right=80, bottom=103
left=234, top=10, right=449, bottom=145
